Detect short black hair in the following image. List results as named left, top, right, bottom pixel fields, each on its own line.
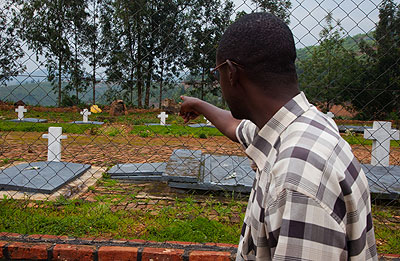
left=217, top=12, right=297, bottom=86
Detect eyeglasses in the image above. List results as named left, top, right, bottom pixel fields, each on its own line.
left=210, top=60, right=243, bottom=81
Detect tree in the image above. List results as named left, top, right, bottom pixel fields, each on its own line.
left=65, top=0, right=90, bottom=105
left=83, top=0, right=105, bottom=105
left=102, top=0, right=147, bottom=107
left=185, top=0, right=234, bottom=101
left=251, top=0, right=291, bottom=24
left=15, top=0, right=88, bottom=107
left=298, top=13, right=361, bottom=112
left=0, top=2, right=24, bottom=84
left=355, top=0, right=400, bottom=119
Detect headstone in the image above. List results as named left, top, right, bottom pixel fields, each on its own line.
left=15, top=106, right=27, bottom=120
left=364, top=121, right=399, bottom=167
left=158, top=112, right=168, bottom=126
left=42, top=127, right=67, bottom=162
left=80, top=109, right=91, bottom=123
left=0, top=161, right=91, bottom=194
left=204, top=116, right=213, bottom=126
left=326, top=112, right=334, bottom=119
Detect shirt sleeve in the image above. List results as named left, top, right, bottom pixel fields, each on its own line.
left=236, top=120, right=258, bottom=150
left=267, top=189, right=348, bottom=260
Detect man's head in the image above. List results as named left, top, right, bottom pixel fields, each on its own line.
left=216, top=12, right=298, bottom=119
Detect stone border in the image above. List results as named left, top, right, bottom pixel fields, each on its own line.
left=0, top=232, right=399, bottom=260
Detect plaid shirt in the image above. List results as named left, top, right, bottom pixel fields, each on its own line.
left=235, top=92, right=377, bottom=260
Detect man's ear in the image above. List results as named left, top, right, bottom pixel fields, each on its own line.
left=226, top=60, right=239, bottom=87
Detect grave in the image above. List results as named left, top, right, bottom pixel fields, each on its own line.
left=71, top=109, right=104, bottom=125
left=163, top=149, right=203, bottom=183
left=145, top=112, right=171, bottom=126
left=0, top=161, right=91, bottom=194
left=109, top=149, right=400, bottom=197
left=0, top=127, right=92, bottom=194
left=188, top=117, right=215, bottom=128
left=158, top=112, right=168, bottom=126
left=9, top=106, right=47, bottom=123
left=108, top=162, right=167, bottom=181
left=364, top=121, right=399, bottom=167
left=338, top=125, right=371, bottom=133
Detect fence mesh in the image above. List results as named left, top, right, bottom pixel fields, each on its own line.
left=0, top=0, right=399, bottom=255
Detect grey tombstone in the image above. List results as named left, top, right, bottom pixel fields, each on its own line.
left=202, top=154, right=254, bottom=187
left=338, top=125, right=371, bottom=133
left=362, top=164, right=400, bottom=199
left=9, top=118, right=48, bottom=123
left=163, top=149, right=202, bottom=182
left=364, top=121, right=399, bottom=167
left=108, top=162, right=167, bottom=181
left=0, top=161, right=91, bottom=194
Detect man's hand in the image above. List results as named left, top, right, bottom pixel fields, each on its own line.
left=179, top=96, right=201, bottom=123
left=179, top=95, right=241, bottom=142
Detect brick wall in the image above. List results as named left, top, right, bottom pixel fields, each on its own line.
left=0, top=232, right=237, bottom=260
left=0, top=232, right=399, bottom=260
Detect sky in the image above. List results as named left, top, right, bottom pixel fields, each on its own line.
left=233, top=0, right=386, bottom=48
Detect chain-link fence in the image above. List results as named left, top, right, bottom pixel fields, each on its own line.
left=0, top=0, right=399, bottom=255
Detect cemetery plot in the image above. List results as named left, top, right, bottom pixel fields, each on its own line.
left=9, top=106, right=47, bottom=123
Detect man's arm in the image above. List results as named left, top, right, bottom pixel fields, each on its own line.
left=179, top=96, right=241, bottom=142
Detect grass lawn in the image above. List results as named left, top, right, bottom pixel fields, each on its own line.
left=0, top=176, right=399, bottom=253
left=0, top=177, right=245, bottom=244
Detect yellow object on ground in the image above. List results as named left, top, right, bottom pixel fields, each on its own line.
left=90, top=105, right=102, bottom=113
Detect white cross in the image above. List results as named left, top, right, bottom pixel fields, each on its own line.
left=80, top=109, right=91, bottom=122
left=42, top=127, right=67, bottom=162
left=364, top=121, right=399, bottom=167
left=15, top=106, right=27, bottom=120
left=158, top=112, right=168, bottom=126
left=204, top=116, right=212, bottom=126
left=326, top=112, right=334, bottom=119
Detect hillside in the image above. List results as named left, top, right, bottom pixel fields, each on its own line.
left=0, top=82, right=110, bottom=106
left=296, top=32, right=374, bottom=61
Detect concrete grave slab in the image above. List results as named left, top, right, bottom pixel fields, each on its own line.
left=168, top=181, right=252, bottom=193
left=0, top=161, right=91, bottom=194
left=202, top=154, right=255, bottom=187
left=362, top=164, right=400, bottom=198
left=9, top=118, right=48, bottom=123
left=163, top=149, right=202, bottom=183
left=144, top=123, right=171, bottom=126
left=188, top=123, right=215, bottom=128
left=338, top=125, right=371, bottom=133
left=108, top=162, right=166, bottom=176
left=71, top=121, right=104, bottom=125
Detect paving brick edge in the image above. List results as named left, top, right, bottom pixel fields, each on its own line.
left=0, top=233, right=398, bottom=260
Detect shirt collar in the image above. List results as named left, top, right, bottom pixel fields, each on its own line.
left=245, top=92, right=311, bottom=170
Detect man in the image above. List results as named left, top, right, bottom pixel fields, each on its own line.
left=180, top=13, right=377, bottom=260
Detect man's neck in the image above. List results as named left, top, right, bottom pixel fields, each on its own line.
left=247, top=89, right=300, bottom=129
